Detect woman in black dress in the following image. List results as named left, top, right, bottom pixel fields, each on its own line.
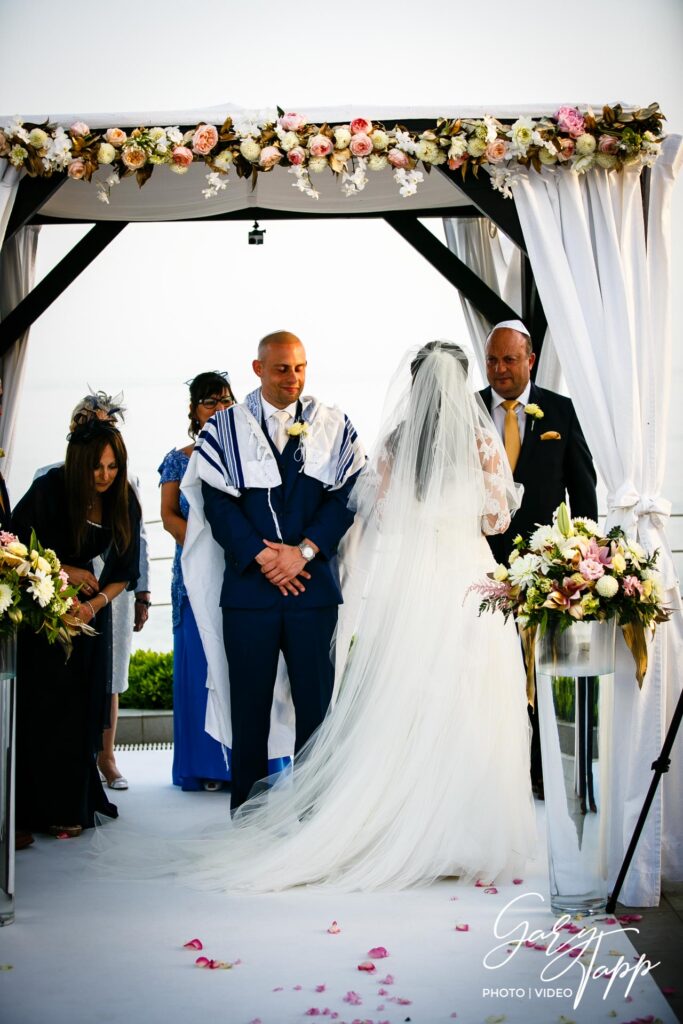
left=12, top=421, right=140, bottom=836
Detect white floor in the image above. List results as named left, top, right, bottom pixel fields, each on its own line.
left=0, top=749, right=677, bottom=1024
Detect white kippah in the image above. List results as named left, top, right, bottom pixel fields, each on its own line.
left=486, top=319, right=530, bottom=343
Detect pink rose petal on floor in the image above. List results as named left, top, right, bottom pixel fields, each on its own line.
left=233, top=959, right=242, bottom=966
left=343, top=991, right=362, bottom=1005
left=358, top=961, right=376, bottom=972
left=378, top=974, right=394, bottom=985
left=377, top=1005, right=385, bottom=1011
left=449, top=896, right=459, bottom=901
left=249, top=1019, right=262, bottom=1024
left=305, top=1010, right=321, bottom=1017
left=194, top=956, right=210, bottom=967
left=293, top=984, right=303, bottom=990
left=273, top=986, right=284, bottom=991
left=327, top=921, right=341, bottom=934
left=378, top=988, right=388, bottom=996
left=368, top=946, right=389, bottom=958
left=513, top=878, right=523, bottom=885
left=484, top=887, right=499, bottom=894
left=315, top=984, right=326, bottom=992
left=183, top=938, right=203, bottom=950
left=455, top=923, right=470, bottom=932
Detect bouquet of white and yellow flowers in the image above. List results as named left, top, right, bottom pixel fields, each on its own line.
left=470, top=503, right=671, bottom=686
left=0, top=529, right=95, bottom=658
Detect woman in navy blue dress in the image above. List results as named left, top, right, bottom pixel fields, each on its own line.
left=159, top=372, right=290, bottom=792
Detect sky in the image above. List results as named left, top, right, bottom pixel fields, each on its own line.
left=1, top=0, right=682, bottom=649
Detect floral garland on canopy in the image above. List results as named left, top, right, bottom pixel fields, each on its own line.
left=0, top=103, right=665, bottom=204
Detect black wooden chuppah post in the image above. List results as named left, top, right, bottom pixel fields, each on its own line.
left=3, top=175, right=67, bottom=244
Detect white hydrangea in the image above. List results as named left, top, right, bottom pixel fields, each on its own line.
left=239, top=139, right=261, bottom=162
left=507, top=553, right=542, bottom=589
left=280, top=131, right=300, bottom=152
left=595, top=575, right=619, bottom=599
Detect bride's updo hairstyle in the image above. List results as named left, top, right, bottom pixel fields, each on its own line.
left=410, top=340, right=469, bottom=381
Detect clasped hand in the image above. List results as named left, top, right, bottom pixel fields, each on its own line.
left=256, top=539, right=311, bottom=596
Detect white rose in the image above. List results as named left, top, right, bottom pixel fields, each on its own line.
left=35, top=555, right=51, bottom=574
left=595, top=575, right=619, bottom=599
left=28, top=128, right=49, bottom=149
left=371, top=129, right=389, bottom=151
left=148, top=127, right=165, bottom=143
left=467, top=137, right=487, bottom=158
left=415, top=139, right=440, bottom=163
left=97, top=142, right=116, bottom=165
left=0, top=582, right=13, bottom=614
left=493, top=564, right=509, bottom=582
left=239, top=139, right=262, bottom=162
left=334, top=127, right=351, bottom=149
left=308, top=157, right=328, bottom=174
left=368, top=154, right=388, bottom=171
left=575, top=134, right=597, bottom=157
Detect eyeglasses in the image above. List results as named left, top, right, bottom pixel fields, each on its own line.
left=198, top=396, right=235, bottom=410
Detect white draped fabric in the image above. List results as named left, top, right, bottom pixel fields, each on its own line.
left=511, top=135, right=683, bottom=905
left=442, top=215, right=564, bottom=391
left=0, top=164, right=39, bottom=475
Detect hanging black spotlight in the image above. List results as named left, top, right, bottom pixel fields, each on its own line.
left=248, top=220, right=266, bottom=245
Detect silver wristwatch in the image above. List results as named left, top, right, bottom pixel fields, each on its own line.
left=298, top=541, right=316, bottom=562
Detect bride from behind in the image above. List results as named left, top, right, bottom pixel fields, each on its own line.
left=175, top=341, right=536, bottom=892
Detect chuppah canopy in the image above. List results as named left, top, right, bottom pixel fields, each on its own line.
left=0, top=99, right=680, bottom=907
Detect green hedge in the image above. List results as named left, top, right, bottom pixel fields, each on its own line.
left=120, top=649, right=174, bottom=710
left=551, top=676, right=599, bottom=723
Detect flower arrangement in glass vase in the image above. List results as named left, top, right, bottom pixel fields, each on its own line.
left=0, top=529, right=95, bottom=657
left=470, top=502, right=671, bottom=687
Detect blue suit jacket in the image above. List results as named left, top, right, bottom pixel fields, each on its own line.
left=202, top=411, right=359, bottom=610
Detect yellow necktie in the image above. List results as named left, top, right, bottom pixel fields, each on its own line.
left=501, top=400, right=522, bottom=472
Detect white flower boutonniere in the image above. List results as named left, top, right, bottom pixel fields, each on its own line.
left=524, top=403, right=544, bottom=432
left=286, top=421, right=309, bottom=438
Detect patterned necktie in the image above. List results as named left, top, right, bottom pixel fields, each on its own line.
left=501, top=400, right=522, bottom=472
left=272, top=408, right=291, bottom=453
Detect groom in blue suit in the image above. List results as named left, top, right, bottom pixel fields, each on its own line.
left=201, top=331, right=363, bottom=810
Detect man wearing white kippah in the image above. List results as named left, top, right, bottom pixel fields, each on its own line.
left=479, top=320, right=598, bottom=797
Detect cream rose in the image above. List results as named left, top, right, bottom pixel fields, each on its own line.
left=259, top=145, right=282, bottom=170
left=349, top=133, right=373, bottom=158
left=70, top=121, right=90, bottom=137
left=370, top=130, right=389, bottom=151
left=171, top=146, right=193, bottom=168
left=97, top=142, right=116, bottom=165
left=493, top=564, right=509, bottom=582
left=192, top=124, right=219, bottom=156
left=121, top=145, right=146, bottom=171
left=415, top=139, right=440, bottom=163
left=575, top=134, right=597, bottom=157
left=67, top=159, right=87, bottom=179
left=28, top=128, right=49, bottom=149
left=105, top=127, right=127, bottom=147
left=334, top=127, right=352, bottom=149
left=309, top=134, right=333, bottom=158
left=239, top=138, right=262, bottom=162
left=485, top=139, right=508, bottom=164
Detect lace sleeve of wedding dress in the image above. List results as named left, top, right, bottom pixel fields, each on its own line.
left=477, top=428, right=515, bottom=536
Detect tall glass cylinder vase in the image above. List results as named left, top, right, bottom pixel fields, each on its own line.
left=535, top=618, right=616, bottom=917
left=0, top=629, right=17, bottom=926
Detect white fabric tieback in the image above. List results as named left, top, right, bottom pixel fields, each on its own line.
left=607, top=482, right=676, bottom=589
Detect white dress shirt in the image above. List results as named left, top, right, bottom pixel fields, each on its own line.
left=489, top=381, right=532, bottom=445
left=261, top=395, right=298, bottom=447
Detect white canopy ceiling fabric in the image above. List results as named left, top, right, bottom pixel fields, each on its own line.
left=38, top=158, right=472, bottom=222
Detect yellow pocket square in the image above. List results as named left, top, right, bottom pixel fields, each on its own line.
left=540, top=431, right=561, bottom=441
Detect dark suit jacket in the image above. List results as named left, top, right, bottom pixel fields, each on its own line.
left=0, top=472, right=11, bottom=532
left=479, top=382, right=598, bottom=564
left=202, top=410, right=359, bottom=610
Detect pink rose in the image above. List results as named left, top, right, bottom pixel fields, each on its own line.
left=485, top=139, right=508, bottom=163
left=598, top=134, right=619, bottom=155
left=70, top=121, right=90, bottom=137
left=349, top=133, right=373, bottom=158
left=278, top=112, right=307, bottom=132
left=448, top=155, right=466, bottom=170
left=192, top=124, right=219, bottom=155
left=121, top=145, right=146, bottom=170
left=105, top=127, right=127, bottom=147
left=578, top=559, right=605, bottom=581
left=172, top=146, right=193, bottom=168
left=557, top=138, right=575, bottom=161
left=555, top=106, right=586, bottom=138
left=288, top=146, right=307, bottom=166
left=259, top=145, right=282, bottom=170
left=350, top=117, right=372, bottom=135
left=309, top=134, right=333, bottom=158
left=67, top=159, right=87, bottom=179
left=387, top=148, right=410, bottom=169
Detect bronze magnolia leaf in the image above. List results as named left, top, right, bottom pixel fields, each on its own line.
left=135, top=164, right=154, bottom=188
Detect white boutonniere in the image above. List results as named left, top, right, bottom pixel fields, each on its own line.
left=286, top=421, right=309, bottom=438
left=524, top=403, right=544, bottom=431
